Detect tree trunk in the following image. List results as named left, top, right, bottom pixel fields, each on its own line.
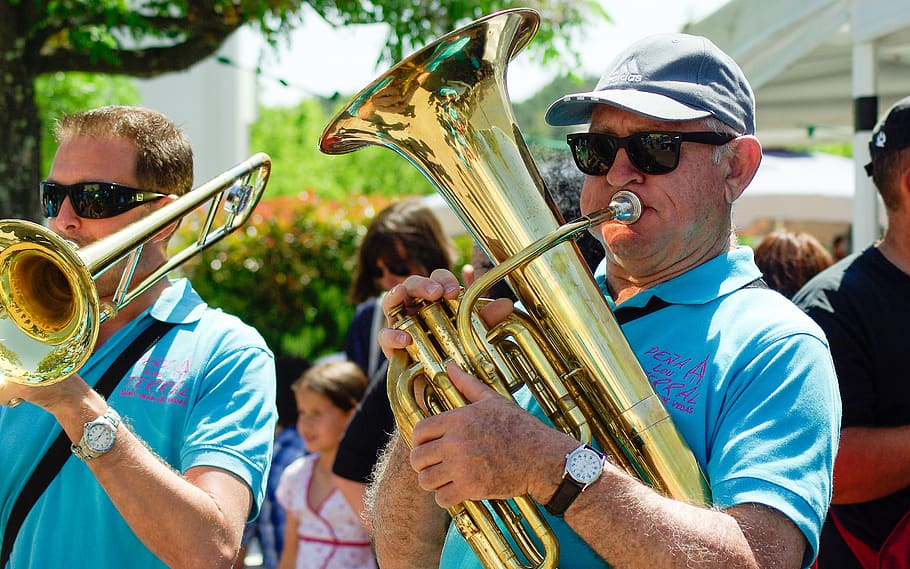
left=0, top=23, right=42, bottom=222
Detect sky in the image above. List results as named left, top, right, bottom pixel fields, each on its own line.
left=255, top=0, right=731, bottom=108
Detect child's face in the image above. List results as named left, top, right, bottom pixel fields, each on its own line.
left=295, top=388, right=353, bottom=455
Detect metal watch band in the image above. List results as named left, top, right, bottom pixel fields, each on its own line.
left=71, top=407, right=121, bottom=460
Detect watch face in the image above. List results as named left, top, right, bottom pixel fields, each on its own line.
left=567, top=447, right=604, bottom=484
left=87, top=423, right=116, bottom=452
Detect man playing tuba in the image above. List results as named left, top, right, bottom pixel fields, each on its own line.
left=369, top=31, right=841, bottom=569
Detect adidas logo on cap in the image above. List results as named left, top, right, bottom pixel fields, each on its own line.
left=609, top=58, right=642, bottom=83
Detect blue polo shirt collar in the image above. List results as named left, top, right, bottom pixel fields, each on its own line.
left=147, top=277, right=209, bottom=324
left=594, top=246, right=761, bottom=310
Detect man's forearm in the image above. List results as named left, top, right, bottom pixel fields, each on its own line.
left=833, top=426, right=910, bottom=503
left=51, top=384, right=249, bottom=568
left=562, top=466, right=804, bottom=568
left=369, top=432, right=450, bottom=568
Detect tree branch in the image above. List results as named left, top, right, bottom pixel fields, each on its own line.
left=34, top=25, right=241, bottom=77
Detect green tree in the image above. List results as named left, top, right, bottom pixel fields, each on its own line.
left=35, top=72, right=140, bottom=177
left=1, top=0, right=604, bottom=221
left=176, top=193, right=371, bottom=359
left=251, top=99, right=436, bottom=200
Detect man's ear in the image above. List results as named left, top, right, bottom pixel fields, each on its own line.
left=723, top=135, right=762, bottom=204
left=900, top=160, right=910, bottom=210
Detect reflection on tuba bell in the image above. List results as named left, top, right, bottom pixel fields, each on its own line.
left=320, top=9, right=710, bottom=569
left=0, top=153, right=271, bottom=387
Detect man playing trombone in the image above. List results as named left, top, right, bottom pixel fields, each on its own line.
left=0, top=106, right=276, bottom=569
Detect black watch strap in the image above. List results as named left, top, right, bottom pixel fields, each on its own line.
left=544, top=444, right=606, bottom=518
left=544, top=477, right=584, bottom=517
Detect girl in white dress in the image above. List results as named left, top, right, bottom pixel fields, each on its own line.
left=276, top=361, right=373, bottom=569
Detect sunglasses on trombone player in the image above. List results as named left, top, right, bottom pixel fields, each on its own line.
left=566, top=131, right=736, bottom=176
left=40, top=181, right=167, bottom=219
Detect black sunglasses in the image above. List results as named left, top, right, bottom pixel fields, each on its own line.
left=370, top=260, right=413, bottom=280
left=566, top=131, right=737, bottom=176
left=40, top=181, right=166, bottom=219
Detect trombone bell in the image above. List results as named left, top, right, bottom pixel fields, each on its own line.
left=0, top=221, right=98, bottom=385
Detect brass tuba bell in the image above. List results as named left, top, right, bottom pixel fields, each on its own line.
left=320, top=9, right=710, bottom=569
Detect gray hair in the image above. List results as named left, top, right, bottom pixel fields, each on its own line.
left=701, top=117, right=741, bottom=164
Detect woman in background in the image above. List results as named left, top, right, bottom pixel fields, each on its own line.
left=334, top=198, right=456, bottom=526
left=345, top=198, right=456, bottom=384
left=753, top=229, right=835, bottom=298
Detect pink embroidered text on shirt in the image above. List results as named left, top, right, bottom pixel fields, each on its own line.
left=117, top=357, right=191, bottom=406
left=642, top=346, right=709, bottom=415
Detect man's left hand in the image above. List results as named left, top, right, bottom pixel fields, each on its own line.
left=408, top=361, right=575, bottom=509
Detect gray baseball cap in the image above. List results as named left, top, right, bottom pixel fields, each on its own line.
left=545, top=33, right=755, bottom=135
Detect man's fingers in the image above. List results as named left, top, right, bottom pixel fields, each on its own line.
left=377, top=327, right=412, bottom=359
left=446, top=362, right=497, bottom=404
left=478, top=297, right=515, bottom=327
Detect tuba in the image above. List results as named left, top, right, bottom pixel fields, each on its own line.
left=319, top=9, right=710, bottom=569
left=0, top=153, right=270, bottom=386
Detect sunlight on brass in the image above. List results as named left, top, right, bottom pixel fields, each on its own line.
left=320, top=9, right=709, bottom=569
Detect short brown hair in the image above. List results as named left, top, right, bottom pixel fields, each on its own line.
left=871, top=148, right=910, bottom=212
left=753, top=230, right=834, bottom=299
left=55, top=105, right=194, bottom=196
left=292, top=360, right=368, bottom=412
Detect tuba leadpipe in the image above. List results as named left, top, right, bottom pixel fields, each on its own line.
left=320, top=9, right=709, bottom=569
left=0, top=152, right=271, bottom=387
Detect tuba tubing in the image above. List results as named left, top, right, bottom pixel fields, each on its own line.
left=0, top=153, right=270, bottom=386
left=320, top=9, right=710, bottom=569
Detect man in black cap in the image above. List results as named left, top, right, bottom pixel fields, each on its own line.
left=370, top=32, right=841, bottom=569
left=794, top=96, right=910, bottom=568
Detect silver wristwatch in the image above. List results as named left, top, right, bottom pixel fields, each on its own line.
left=72, top=407, right=121, bottom=460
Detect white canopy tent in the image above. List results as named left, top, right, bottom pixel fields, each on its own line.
left=683, top=0, right=910, bottom=250
left=734, top=150, right=858, bottom=228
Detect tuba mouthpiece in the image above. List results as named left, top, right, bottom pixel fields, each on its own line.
left=609, top=190, right=642, bottom=224
left=584, top=190, right=642, bottom=226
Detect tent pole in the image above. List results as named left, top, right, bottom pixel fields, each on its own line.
left=851, top=36, right=879, bottom=251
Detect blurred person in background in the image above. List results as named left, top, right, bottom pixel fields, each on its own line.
left=333, top=199, right=456, bottom=524
left=239, top=356, right=312, bottom=569
left=794, top=95, right=910, bottom=568
left=344, top=198, right=457, bottom=385
left=753, top=229, right=834, bottom=298
left=276, top=361, right=372, bottom=569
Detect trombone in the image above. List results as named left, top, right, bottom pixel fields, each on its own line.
left=0, top=152, right=271, bottom=387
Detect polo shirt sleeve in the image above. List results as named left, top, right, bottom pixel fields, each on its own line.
left=707, top=332, right=840, bottom=566
left=180, top=321, right=277, bottom=522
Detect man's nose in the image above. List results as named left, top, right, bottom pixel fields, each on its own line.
left=605, top=148, right=645, bottom=187
left=48, top=196, right=82, bottom=229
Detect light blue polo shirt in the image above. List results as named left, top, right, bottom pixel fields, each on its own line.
left=439, top=247, right=840, bottom=569
left=0, top=278, right=277, bottom=568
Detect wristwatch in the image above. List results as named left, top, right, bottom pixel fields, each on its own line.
left=544, top=444, right=607, bottom=517
left=72, top=407, right=121, bottom=460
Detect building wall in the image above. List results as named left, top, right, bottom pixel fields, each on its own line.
left=137, top=29, right=257, bottom=186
